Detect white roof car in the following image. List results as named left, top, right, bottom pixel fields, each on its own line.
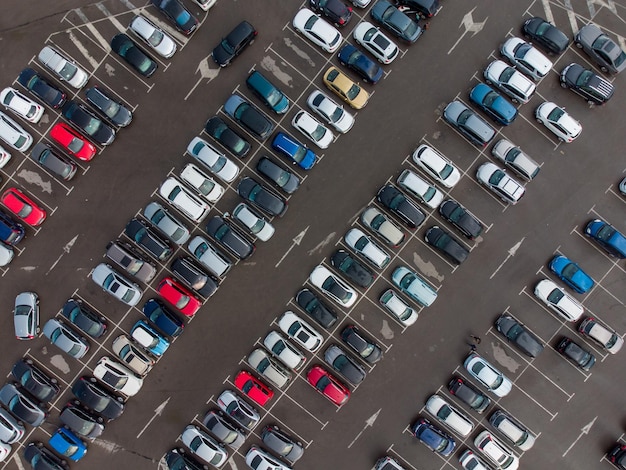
left=90, top=263, right=143, bottom=306
left=0, top=243, right=13, bottom=267
left=194, top=0, right=217, bottom=10
left=354, top=21, right=399, bottom=64
left=291, top=110, right=334, bottom=149
left=476, top=162, right=525, bottom=205
left=464, top=352, right=512, bottom=397
left=247, top=348, right=292, bottom=389
left=309, top=265, right=358, bottom=308
left=412, top=145, right=461, bottom=188
left=484, top=59, right=536, bottom=103
left=187, top=137, right=240, bottom=183
left=379, top=289, right=417, bottom=326
left=491, top=139, right=540, bottom=181
left=534, top=279, right=584, bottom=322
left=93, top=356, right=143, bottom=396
left=143, top=201, right=191, bottom=245
left=397, top=169, right=444, bottom=209
left=458, top=449, right=493, bottom=470
left=474, top=431, right=519, bottom=470
left=425, top=394, right=474, bottom=437
left=232, top=203, right=274, bottom=242
left=306, top=90, right=354, bottom=134
left=263, top=331, right=306, bottom=371
left=352, top=0, right=372, bottom=6
left=344, top=228, right=391, bottom=269
left=245, top=446, right=291, bottom=470
left=159, top=177, right=210, bottom=222
left=578, top=317, right=624, bottom=354
left=500, top=37, right=552, bottom=80
left=489, top=409, right=535, bottom=451
left=0, top=112, right=32, bottom=152
left=293, top=8, right=343, bottom=53
left=187, top=235, right=232, bottom=278
left=535, top=101, right=582, bottom=143
left=180, top=163, right=224, bottom=203
left=111, top=335, right=155, bottom=376
left=375, top=456, right=406, bottom=470
left=0, top=146, right=10, bottom=169
left=37, top=45, right=88, bottom=89
left=360, top=207, right=405, bottom=247
left=0, top=87, right=44, bottom=123
left=129, top=15, right=177, bottom=58
left=278, top=311, right=324, bottom=352
left=216, top=390, right=260, bottom=430
left=181, top=425, right=228, bottom=468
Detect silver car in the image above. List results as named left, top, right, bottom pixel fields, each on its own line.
left=159, top=177, right=210, bottom=223
left=111, top=335, right=155, bottom=376
left=180, top=163, right=224, bottom=203
left=181, top=425, right=228, bottom=468
left=0, top=111, right=33, bottom=152
left=187, top=137, right=240, bottom=183
left=574, top=24, right=626, bottom=74
left=500, top=37, right=552, bottom=80
left=37, top=45, right=88, bottom=89
left=0, top=383, right=47, bottom=427
left=13, top=291, right=39, bottom=340
left=42, top=318, right=89, bottom=359
left=187, top=235, right=232, bottom=278
left=143, top=201, right=191, bottom=245
left=306, top=90, right=354, bottom=134
left=217, top=390, right=260, bottom=430
left=232, top=203, right=275, bottom=242
left=247, top=348, right=292, bottom=389
left=491, top=139, right=540, bottom=181
left=129, top=15, right=177, bottom=58
left=360, top=207, right=405, bottom=247
left=90, top=263, right=143, bottom=306
left=0, top=407, right=25, bottom=444
left=263, top=331, right=307, bottom=371
left=105, top=240, right=157, bottom=283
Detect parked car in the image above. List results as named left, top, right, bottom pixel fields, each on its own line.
left=379, top=289, right=417, bottom=326
left=131, top=320, right=170, bottom=356
left=106, top=240, right=157, bottom=283
left=292, top=110, right=334, bottom=149
left=295, top=287, right=338, bottom=328
left=206, top=216, right=255, bottom=260
left=293, top=8, right=343, bottom=53
left=202, top=410, right=246, bottom=450
left=232, top=203, right=275, bottom=242
left=557, top=337, right=595, bottom=370
left=91, top=263, right=143, bottom=306
left=476, top=162, right=525, bottom=204
left=330, top=249, right=373, bottom=288
left=469, top=83, right=518, bottom=125
left=574, top=24, right=626, bottom=74
left=522, top=16, right=569, bottom=54
left=181, top=425, right=228, bottom=468
left=111, top=335, right=155, bottom=376
left=245, top=446, right=291, bottom=470
left=500, top=36, right=552, bottom=79
left=323, top=66, right=370, bottom=109
left=85, top=86, right=132, bottom=127
left=324, top=344, right=366, bottom=384
left=187, top=235, right=232, bottom=278
left=491, top=139, right=540, bottom=181
left=340, top=324, right=382, bottom=363
left=212, top=20, right=257, bottom=66
left=447, top=377, right=491, bottom=413
left=411, top=144, right=461, bottom=188
left=474, top=430, right=519, bottom=470
left=1, top=188, right=46, bottom=226
left=489, top=409, right=535, bottom=451
left=535, top=101, right=582, bottom=142
left=93, top=357, right=143, bottom=396
left=306, top=365, right=350, bottom=405
left=370, top=0, right=422, bottom=43
left=194, top=0, right=216, bottom=10
left=171, top=256, right=218, bottom=299
left=62, top=101, right=116, bottom=146
left=159, top=177, right=210, bottom=223
left=216, top=390, right=260, bottom=429
left=30, top=143, right=77, bottom=181
left=246, top=71, right=290, bottom=114
left=0, top=111, right=33, bottom=152
left=0, top=87, right=44, bottom=123
left=237, top=177, right=288, bottom=217
left=187, top=136, right=240, bottom=183
left=375, top=456, right=406, bottom=470
left=438, top=199, right=483, bottom=239
left=0, top=210, right=24, bottom=246
left=261, top=424, right=304, bottom=464
left=223, top=94, right=274, bottom=140
left=61, top=297, right=107, bottom=338
left=164, top=448, right=205, bottom=470
left=391, top=266, right=437, bottom=307
left=344, top=227, right=390, bottom=269
left=13, top=291, right=39, bottom=340
left=443, top=100, right=496, bottom=147
left=234, top=370, right=274, bottom=406
left=609, top=443, right=626, bottom=469
left=60, top=401, right=105, bottom=439
left=306, top=90, right=354, bottom=133
left=495, top=313, right=544, bottom=358
left=0, top=244, right=13, bottom=267
left=310, top=0, right=352, bottom=26
left=578, top=316, right=624, bottom=354
left=484, top=60, right=536, bottom=103
left=411, top=418, right=456, bottom=456
left=376, top=184, right=425, bottom=229
left=142, top=298, right=184, bottom=337
left=263, top=330, right=307, bottom=371
left=129, top=15, right=177, bottom=58
left=256, top=156, right=300, bottom=194
left=353, top=21, right=399, bottom=64
left=157, top=276, right=203, bottom=315
left=278, top=311, right=324, bottom=352
left=425, top=226, right=469, bottom=264
left=0, top=383, right=47, bottom=426
left=205, top=116, right=251, bottom=158
left=534, top=279, right=584, bottom=322
left=125, top=218, right=173, bottom=261
left=425, top=394, right=474, bottom=437
left=360, top=206, right=405, bottom=247
left=151, top=0, right=198, bottom=35
left=559, top=62, right=614, bottom=105
left=49, top=122, right=97, bottom=161
left=17, top=68, right=66, bottom=109
left=458, top=449, right=492, bottom=470
left=464, top=352, right=512, bottom=397
left=549, top=254, right=594, bottom=294
left=0, top=407, right=24, bottom=444
left=396, top=0, right=441, bottom=18
left=271, top=131, right=317, bottom=170
left=12, top=358, right=59, bottom=402
left=397, top=169, right=444, bottom=209
left=71, top=376, right=125, bottom=420
left=309, top=265, right=358, bottom=308
left=338, top=44, right=383, bottom=84
left=24, top=442, right=68, bottom=470
left=584, top=219, right=626, bottom=258
left=180, top=163, right=224, bottom=203
left=246, top=349, right=292, bottom=389
left=42, top=319, right=89, bottom=359
left=38, top=45, right=88, bottom=89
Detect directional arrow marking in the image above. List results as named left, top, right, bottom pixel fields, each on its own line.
left=275, top=226, right=309, bottom=267
left=137, top=397, right=170, bottom=439
left=448, top=8, right=488, bottom=54
left=490, top=237, right=525, bottom=279
left=562, top=416, right=597, bottom=456
left=347, top=408, right=381, bottom=448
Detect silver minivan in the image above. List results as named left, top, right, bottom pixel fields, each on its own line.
left=489, top=409, right=536, bottom=451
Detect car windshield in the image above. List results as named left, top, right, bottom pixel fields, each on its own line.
left=596, top=225, right=615, bottom=241
left=101, top=100, right=120, bottom=119
left=483, top=91, right=498, bottom=106
left=561, top=264, right=578, bottom=280
left=220, top=38, right=235, bottom=54
left=214, top=225, right=229, bottom=240
left=500, top=67, right=515, bottom=83
left=547, top=107, right=565, bottom=122
left=122, top=289, right=136, bottom=303
left=102, top=274, right=115, bottom=290
left=346, top=84, right=361, bottom=100
left=271, top=341, right=285, bottom=355
left=439, top=164, right=453, bottom=179
left=323, top=277, right=347, bottom=300
left=103, top=371, right=127, bottom=388
left=293, top=147, right=306, bottom=164
left=489, top=170, right=505, bottom=185
left=148, top=30, right=164, bottom=47
left=193, top=242, right=208, bottom=257
left=329, top=105, right=344, bottom=122
left=310, top=123, right=326, bottom=140
left=248, top=185, right=262, bottom=202
left=315, top=375, right=330, bottom=392
left=547, top=288, right=564, bottom=304
left=515, top=43, right=531, bottom=58
left=400, top=273, right=415, bottom=290
left=67, top=136, right=85, bottom=153
left=81, top=115, right=101, bottom=136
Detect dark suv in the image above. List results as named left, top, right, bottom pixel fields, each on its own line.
left=206, top=216, right=255, bottom=260
left=125, top=218, right=173, bottom=261
left=212, top=21, right=257, bottom=67
left=170, top=256, right=219, bottom=298
left=560, top=63, right=614, bottom=105
left=447, top=377, right=491, bottom=413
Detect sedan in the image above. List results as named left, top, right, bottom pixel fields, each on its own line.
left=91, top=263, right=143, bottom=306
left=85, top=86, right=132, bottom=127
left=62, top=101, right=116, bottom=146
left=484, top=60, right=536, bottom=103
left=585, top=219, right=626, bottom=258
left=463, top=352, right=512, bottom=397
left=323, top=66, right=370, bottom=109
left=293, top=8, right=343, bottom=53
left=180, top=163, right=225, bottom=203
left=495, top=313, right=544, bottom=358
left=143, top=201, right=191, bottom=245
left=330, top=249, right=374, bottom=288
left=93, top=356, right=143, bottom=396
left=306, top=90, right=354, bottom=134
left=476, top=162, right=525, bottom=204
left=469, top=83, right=518, bottom=125
left=205, top=116, right=250, bottom=158
left=49, top=122, right=97, bottom=161
left=245, top=446, right=291, bottom=470
left=1, top=188, right=46, bottom=226
left=370, top=0, right=423, bottom=43
left=232, top=202, right=275, bottom=242
left=181, top=425, right=228, bottom=468
left=38, top=46, right=88, bottom=89
left=157, top=276, right=202, bottom=316
left=125, top=218, right=173, bottom=261
left=360, top=206, right=405, bottom=247
left=522, top=16, right=569, bottom=54
left=206, top=216, right=255, bottom=260
left=578, top=317, right=623, bottom=354
left=425, top=225, right=469, bottom=264
left=13, top=291, right=39, bottom=340
left=187, top=136, right=240, bottom=183
left=353, top=21, right=399, bottom=64
left=142, top=299, right=184, bottom=337
left=271, top=131, right=317, bottom=170
left=574, top=24, right=626, bottom=74
left=42, top=319, right=89, bottom=359
left=0, top=383, right=47, bottom=426
left=425, top=394, right=474, bottom=438
left=212, top=20, right=257, bottom=66
left=309, top=265, right=358, bottom=308
left=0, top=87, right=44, bottom=123
left=379, top=288, right=418, bottom=326
left=338, top=44, right=383, bottom=84
left=170, top=256, right=218, bottom=300
left=344, top=227, right=390, bottom=269
left=376, top=184, right=425, bottom=229
left=310, top=0, right=352, bottom=26
left=500, top=36, right=552, bottom=79
left=411, top=418, right=456, bottom=456
left=61, top=402, right=105, bottom=439
left=261, top=425, right=304, bottom=464
left=159, top=177, right=210, bottom=223
left=30, top=143, right=77, bottom=181
left=447, top=377, right=491, bottom=413
left=234, top=371, right=274, bottom=406
left=438, top=199, right=483, bottom=239
left=256, top=156, right=300, bottom=194
left=292, top=110, right=334, bottom=149
left=129, top=15, right=177, bottom=58
left=278, top=311, right=324, bottom=352
left=62, top=297, right=107, bottom=338
left=217, top=390, right=260, bottom=429
left=151, top=0, right=198, bottom=35
left=202, top=410, right=246, bottom=450
left=411, top=144, right=461, bottom=188
left=340, top=324, right=382, bottom=364
left=549, top=255, right=594, bottom=294
left=0, top=111, right=32, bottom=152
left=111, top=335, right=155, bottom=376
left=559, top=62, right=614, bottom=105
left=237, top=177, right=287, bottom=217
left=110, top=33, right=157, bottom=77
left=534, top=279, right=584, bottom=322
left=491, top=138, right=540, bottom=181
left=263, top=331, right=307, bottom=371
left=535, top=101, right=582, bottom=142
left=324, top=344, right=366, bottom=385
left=17, top=68, right=66, bottom=109
left=306, top=365, right=350, bottom=406
left=474, top=431, right=519, bottom=470
left=223, top=94, right=274, bottom=140
left=71, top=376, right=125, bottom=420
left=12, top=358, right=59, bottom=403
left=557, top=337, right=595, bottom=371
left=295, top=287, right=338, bottom=328
left=443, top=100, right=496, bottom=147
left=397, top=169, right=444, bottom=209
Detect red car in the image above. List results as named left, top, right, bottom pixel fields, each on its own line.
left=1, top=188, right=46, bottom=226
left=157, top=277, right=201, bottom=316
left=234, top=371, right=274, bottom=406
left=306, top=365, right=350, bottom=406
left=49, top=122, right=97, bottom=161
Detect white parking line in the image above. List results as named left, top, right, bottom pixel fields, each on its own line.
left=73, top=8, right=116, bottom=50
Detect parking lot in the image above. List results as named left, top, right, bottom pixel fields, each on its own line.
left=1, top=0, right=626, bottom=469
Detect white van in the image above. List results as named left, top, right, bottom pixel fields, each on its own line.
left=425, top=394, right=474, bottom=437
left=489, top=410, right=535, bottom=451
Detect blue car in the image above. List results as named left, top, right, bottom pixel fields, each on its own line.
left=131, top=320, right=170, bottom=356
left=549, top=255, right=594, bottom=294
left=49, top=427, right=87, bottom=461
left=271, top=132, right=317, bottom=170
left=338, top=44, right=383, bottom=84
left=585, top=219, right=626, bottom=259
left=469, top=83, right=518, bottom=126
left=411, top=418, right=456, bottom=456
left=142, top=299, right=184, bottom=338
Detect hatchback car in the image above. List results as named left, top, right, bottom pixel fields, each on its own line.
left=295, top=287, right=338, bottom=328
left=495, top=313, right=544, bottom=358
left=180, top=163, right=224, bottom=203
left=559, top=62, right=614, bottom=105
left=110, top=33, right=158, bottom=78
left=411, top=418, right=456, bottom=456
left=391, top=266, right=437, bottom=307
left=85, top=86, right=132, bottom=127
left=292, top=110, right=334, bottom=149
left=438, top=199, right=483, bottom=239
left=469, top=83, right=518, bottom=125
left=489, top=409, right=536, bottom=451
left=306, top=365, right=350, bottom=406
left=324, top=344, right=366, bottom=385
left=181, top=425, right=228, bottom=468
left=13, top=291, right=39, bottom=340
left=491, top=138, right=540, bottom=181
left=212, top=20, right=257, bottom=66
left=131, top=320, right=170, bottom=356
left=256, top=157, right=300, bottom=194
left=293, top=8, right=343, bottom=53
left=144, top=201, right=191, bottom=245
left=411, top=144, right=461, bottom=188
left=474, top=430, right=519, bottom=470
left=91, top=263, right=143, bottom=306
left=60, top=402, right=105, bottom=440
left=237, top=177, right=288, bottom=217
left=575, top=24, right=626, bottom=74
left=263, top=330, right=307, bottom=371
left=17, top=68, right=66, bottom=109
left=376, top=184, right=425, bottom=229
left=557, top=337, right=595, bottom=371
left=187, top=235, right=233, bottom=278
left=425, top=394, right=474, bottom=437
left=12, top=358, right=59, bottom=403
left=306, top=90, right=355, bottom=133
left=500, top=36, right=552, bottom=79
left=234, top=370, right=274, bottom=406
left=106, top=240, right=157, bottom=283
left=171, top=256, right=218, bottom=299
left=31, top=143, right=77, bottom=181
left=0, top=87, right=44, bottom=123
left=371, top=0, right=423, bottom=43
left=608, top=443, right=626, bottom=469
left=42, top=319, right=89, bottom=359
left=310, top=0, right=353, bottom=26
left=93, top=356, right=143, bottom=397
left=164, top=448, right=205, bottom=470
left=62, top=298, right=107, bottom=339
left=0, top=210, right=24, bottom=246
left=397, top=0, right=441, bottom=17
left=206, top=216, right=255, bottom=260
left=159, top=177, right=210, bottom=223
left=151, top=0, right=198, bottom=35
left=379, top=288, right=417, bottom=326
left=309, top=265, right=358, bottom=308
left=0, top=383, right=47, bottom=426
left=535, top=101, right=582, bottom=142
left=157, top=276, right=203, bottom=315
left=62, top=101, right=116, bottom=146
left=464, top=352, right=512, bottom=397
left=354, top=21, right=399, bottom=64
left=338, top=44, right=383, bottom=84
left=0, top=407, right=24, bottom=444
left=71, top=377, right=125, bottom=420
left=271, top=131, right=317, bottom=170
left=484, top=60, right=537, bottom=103
left=458, top=449, right=492, bottom=470
left=323, top=66, right=370, bottom=109
left=216, top=390, right=260, bottom=429
left=476, top=162, right=525, bottom=204
left=49, top=122, right=97, bottom=161
left=24, top=442, right=68, bottom=470
left=447, top=377, right=491, bottom=413
left=0, top=111, right=33, bottom=152
left=340, top=324, right=382, bottom=364
left=205, top=116, right=251, bottom=158
left=246, top=71, right=290, bottom=115
left=224, top=94, right=274, bottom=140
left=188, top=136, right=240, bottom=183
left=443, top=101, right=496, bottom=147
left=360, top=206, right=405, bottom=247
left=534, top=278, right=584, bottom=322
left=584, top=219, right=626, bottom=258
left=344, top=227, right=391, bottom=269
left=330, top=249, right=373, bottom=288
left=278, top=310, right=324, bottom=352
left=38, top=45, right=89, bottom=89
left=261, top=424, right=304, bottom=464
left=125, top=218, right=173, bottom=261
left=1, top=188, right=46, bottom=226
left=129, top=15, right=177, bottom=58
left=397, top=170, right=443, bottom=209
left=246, top=349, right=292, bottom=389
left=232, top=203, right=275, bottom=242
left=245, top=446, right=291, bottom=470
left=111, top=335, right=155, bottom=376
left=425, top=226, right=469, bottom=264
left=578, top=317, right=624, bottom=354
left=549, top=255, right=594, bottom=294
left=522, top=16, right=569, bottom=54
left=202, top=410, right=246, bottom=450
left=142, top=299, right=184, bottom=337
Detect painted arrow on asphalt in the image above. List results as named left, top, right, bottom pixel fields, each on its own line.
left=348, top=408, right=382, bottom=448
left=275, top=226, right=309, bottom=267
left=137, top=397, right=170, bottom=438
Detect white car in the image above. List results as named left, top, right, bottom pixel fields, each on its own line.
left=291, top=110, right=334, bottom=149
left=217, top=390, right=260, bottom=429
left=500, top=37, right=552, bottom=80
left=306, top=90, right=354, bottom=133
left=194, top=0, right=217, bottom=10
left=309, top=265, right=358, bottom=308
left=425, top=394, right=474, bottom=437
left=0, top=112, right=32, bottom=152
left=293, top=8, right=343, bottom=53
left=232, top=203, right=274, bottom=242
left=353, top=21, right=399, bottom=64
left=245, top=446, right=291, bottom=470
left=379, top=289, right=417, bottom=326
left=180, top=163, right=224, bottom=203
left=111, top=335, right=155, bottom=376
left=181, top=425, right=228, bottom=468
left=263, top=331, right=306, bottom=371
left=90, top=263, right=143, bottom=306
left=0, top=87, right=44, bottom=123
left=0, top=146, right=10, bottom=169
left=246, top=348, right=292, bottom=389
left=129, top=15, right=177, bottom=58
left=352, top=0, right=372, bottom=6
left=360, top=207, right=405, bottom=247
left=484, top=59, right=536, bottom=103
left=458, top=449, right=492, bottom=470
left=38, top=45, right=88, bottom=89
left=159, top=177, right=210, bottom=222
left=0, top=243, right=13, bottom=267
left=344, top=228, right=391, bottom=269
left=93, top=356, right=143, bottom=396
left=491, top=139, right=540, bottom=181
left=411, top=145, right=461, bottom=188
left=187, top=137, right=240, bottom=183
left=474, top=431, right=519, bottom=470
left=278, top=311, right=324, bottom=353
left=464, top=352, right=512, bottom=397
left=187, top=235, right=232, bottom=278
left=534, top=279, right=584, bottom=322
left=578, top=317, right=624, bottom=354
left=397, top=169, right=444, bottom=209
left=476, top=162, right=525, bottom=205
left=535, top=101, right=582, bottom=143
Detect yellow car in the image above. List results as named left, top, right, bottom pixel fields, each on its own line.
left=322, top=67, right=370, bottom=110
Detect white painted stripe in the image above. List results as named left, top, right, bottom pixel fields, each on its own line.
left=73, top=9, right=112, bottom=51
left=96, top=2, right=129, bottom=33
left=563, top=0, right=579, bottom=35
left=118, top=0, right=139, bottom=10
left=67, top=31, right=100, bottom=69
left=12, top=452, right=25, bottom=470
left=540, top=0, right=554, bottom=24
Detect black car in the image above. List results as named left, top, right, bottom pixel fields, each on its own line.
left=71, top=376, right=125, bottom=420
left=397, top=0, right=441, bottom=18
left=295, top=288, right=338, bottom=329
left=338, top=44, right=383, bottom=84
left=85, top=86, right=132, bottom=127
left=340, top=324, right=382, bottom=364
left=557, top=337, right=595, bottom=371
left=261, top=424, right=305, bottom=464
left=171, top=256, right=218, bottom=299
left=237, top=177, right=288, bottom=217
left=24, top=442, right=69, bottom=470
left=609, top=443, right=626, bottom=469
left=212, top=20, right=257, bottom=67
left=202, top=410, right=246, bottom=450
left=495, top=314, right=545, bottom=358
left=125, top=218, right=173, bottom=261
left=0, top=383, right=47, bottom=426
left=522, top=17, right=569, bottom=54
left=206, top=216, right=255, bottom=260
left=256, top=156, right=300, bottom=194
left=559, top=62, right=614, bottom=105
left=376, top=184, right=425, bottom=229
left=151, top=0, right=198, bottom=35
left=110, top=33, right=158, bottom=78
left=447, top=377, right=491, bottom=413
left=324, top=344, right=366, bottom=385
left=330, top=249, right=373, bottom=288
left=142, top=299, right=184, bottom=337
left=17, top=68, right=67, bottom=109
left=205, top=116, right=251, bottom=158
left=370, top=0, right=423, bottom=43
left=62, top=298, right=107, bottom=339
left=438, top=199, right=483, bottom=239
left=62, top=101, right=116, bottom=146
left=12, top=358, right=60, bottom=403
left=309, top=0, right=352, bottom=26
left=424, top=226, right=469, bottom=265
left=223, top=95, right=275, bottom=140
left=60, top=401, right=105, bottom=438
left=30, top=143, right=77, bottom=181
left=165, top=448, right=206, bottom=470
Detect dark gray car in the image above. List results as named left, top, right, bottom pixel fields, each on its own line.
left=443, top=100, right=495, bottom=148
left=30, top=143, right=77, bottom=180
left=237, top=177, right=288, bottom=217
left=125, top=218, right=173, bottom=261
left=295, top=288, right=338, bottom=329
left=376, top=184, right=425, bottom=229
left=205, top=216, right=255, bottom=260
left=559, top=62, right=614, bottom=105
left=323, top=344, right=366, bottom=385
left=557, top=337, right=595, bottom=371
left=170, top=256, right=218, bottom=298
left=256, top=156, right=300, bottom=194
left=574, top=24, right=626, bottom=74
left=0, top=383, right=47, bottom=426
left=24, top=443, right=69, bottom=470
left=330, top=249, right=374, bottom=288
left=105, top=240, right=157, bottom=283
left=261, top=424, right=304, bottom=464
left=61, top=298, right=107, bottom=338
left=495, top=314, right=544, bottom=358
left=85, top=86, right=132, bottom=127
left=438, top=199, right=483, bottom=239
left=202, top=410, right=246, bottom=450
left=224, top=94, right=274, bottom=140
left=11, top=358, right=60, bottom=403
left=60, top=401, right=105, bottom=438
left=71, top=376, right=124, bottom=420
left=424, top=226, right=469, bottom=265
